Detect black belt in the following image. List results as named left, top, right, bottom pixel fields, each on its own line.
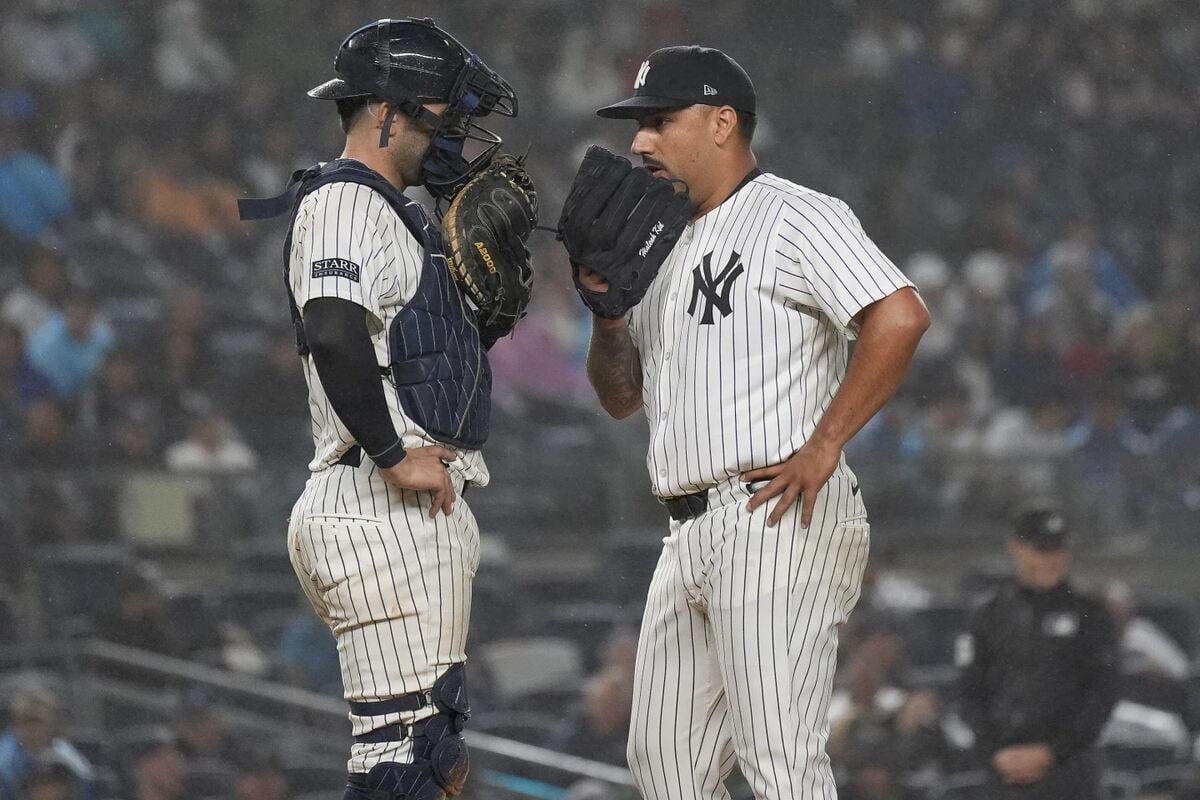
left=662, top=489, right=709, bottom=522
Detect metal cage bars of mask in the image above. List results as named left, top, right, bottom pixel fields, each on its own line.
left=330, top=18, right=518, bottom=200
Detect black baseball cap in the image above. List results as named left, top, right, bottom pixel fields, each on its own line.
left=1013, top=506, right=1070, bottom=551
left=597, top=46, right=756, bottom=119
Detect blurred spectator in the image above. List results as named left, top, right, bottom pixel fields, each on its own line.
left=0, top=5, right=97, bottom=87
left=2, top=246, right=68, bottom=338
left=275, top=607, right=340, bottom=693
left=903, top=252, right=961, bottom=365
left=14, top=398, right=74, bottom=469
left=996, top=324, right=1063, bottom=409
left=1104, top=581, right=1190, bottom=697
left=891, top=690, right=954, bottom=777
left=0, top=684, right=94, bottom=800
left=11, top=397, right=92, bottom=544
left=96, top=573, right=182, bottom=657
left=129, top=148, right=241, bottom=237
left=840, top=734, right=917, bottom=800
left=119, top=727, right=185, bottom=800
left=0, top=119, right=72, bottom=241
left=175, top=688, right=238, bottom=764
left=1112, top=308, right=1179, bottom=436
left=487, top=251, right=590, bottom=404
left=982, top=384, right=1074, bottom=459
left=153, top=0, right=234, bottom=93
left=228, top=329, right=309, bottom=456
left=859, top=547, right=933, bottom=614
left=1024, top=219, right=1143, bottom=323
left=20, top=757, right=77, bottom=800
left=232, top=745, right=290, bottom=800
left=25, top=290, right=114, bottom=399
left=829, top=655, right=904, bottom=767
left=165, top=412, right=257, bottom=473
left=545, top=666, right=633, bottom=767
left=152, top=287, right=217, bottom=437
left=548, top=26, right=624, bottom=119
left=81, top=349, right=163, bottom=466
left=959, top=507, right=1118, bottom=799
left=0, top=323, right=51, bottom=431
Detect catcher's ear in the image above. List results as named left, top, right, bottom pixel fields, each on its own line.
left=712, top=106, right=740, bottom=147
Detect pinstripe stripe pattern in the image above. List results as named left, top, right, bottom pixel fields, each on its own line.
left=627, top=174, right=912, bottom=498
left=287, top=460, right=480, bottom=773
left=623, top=175, right=905, bottom=798
left=285, top=176, right=486, bottom=775
left=289, top=179, right=487, bottom=483
left=628, top=474, right=869, bottom=799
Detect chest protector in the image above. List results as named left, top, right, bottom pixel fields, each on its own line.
left=239, top=159, right=491, bottom=450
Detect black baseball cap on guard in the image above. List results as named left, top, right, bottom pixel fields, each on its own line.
left=597, top=46, right=756, bottom=119
left=1013, top=506, right=1070, bottom=551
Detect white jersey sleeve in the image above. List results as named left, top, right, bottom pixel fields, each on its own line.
left=773, top=193, right=912, bottom=337
left=291, top=181, right=416, bottom=322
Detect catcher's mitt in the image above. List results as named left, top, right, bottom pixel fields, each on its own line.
left=558, top=145, right=691, bottom=319
left=442, top=153, right=538, bottom=346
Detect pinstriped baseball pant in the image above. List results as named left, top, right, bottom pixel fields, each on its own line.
left=287, top=461, right=481, bottom=774
left=627, top=468, right=870, bottom=800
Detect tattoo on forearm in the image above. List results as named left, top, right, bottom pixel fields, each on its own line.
left=587, top=326, right=643, bottom=414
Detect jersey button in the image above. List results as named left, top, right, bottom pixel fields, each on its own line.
left=658, top=469, right=667, bottom=478
left=668, top=292, right=677, bottom=301
left=663, top=352, right=671, bottom=361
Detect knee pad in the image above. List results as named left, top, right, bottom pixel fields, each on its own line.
left=432, top=662, right=470, bottom=721
left=418, top=663, right=471, bottom=795
left=347, top=745, right=469, bottom=800
left=427, top=733, right=469, bottom=796
left=345, top=761, right=448, bottom=800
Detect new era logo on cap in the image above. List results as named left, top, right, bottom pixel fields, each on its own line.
left=703, top=85, right=717, bottom=96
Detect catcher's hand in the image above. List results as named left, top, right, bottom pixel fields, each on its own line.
left=442, top=153, right=538, bottom=347
left=558, top=145, right=691, bottom=319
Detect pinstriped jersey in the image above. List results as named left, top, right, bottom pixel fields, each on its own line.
left=627, top=173, right=913, bottom=498
left=289, top=178, right=488, bottom=484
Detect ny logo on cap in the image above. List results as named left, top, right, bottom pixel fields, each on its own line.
left=634, top=60, right=650, bottom=90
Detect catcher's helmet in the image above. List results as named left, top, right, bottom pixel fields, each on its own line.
left=308, top=18, right=517, bottom=199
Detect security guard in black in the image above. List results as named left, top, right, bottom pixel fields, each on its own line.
left=959, top=507, right=1119, bottom=800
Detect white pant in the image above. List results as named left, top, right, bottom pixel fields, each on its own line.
left=628, top=468, right=870, bottom=800
left=287, top=460, right=481, bottom=773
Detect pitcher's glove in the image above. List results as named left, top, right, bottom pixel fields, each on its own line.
left=442, top=153, right=538, bottom=346
left=557, top=145, right=690, bottom=319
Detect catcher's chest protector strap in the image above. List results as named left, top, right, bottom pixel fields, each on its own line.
left=240, top=160, right=491, bottom=450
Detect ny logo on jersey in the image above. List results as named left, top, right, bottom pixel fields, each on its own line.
left=687, top=251, right=744, bottom=325
left=634, top=60, right=650, bottom=89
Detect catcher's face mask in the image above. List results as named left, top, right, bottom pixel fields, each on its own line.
left=315, top=18, right=518, bottom=200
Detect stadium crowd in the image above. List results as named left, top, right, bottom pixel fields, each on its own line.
left=1, top=0, right=1198, bottom=798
